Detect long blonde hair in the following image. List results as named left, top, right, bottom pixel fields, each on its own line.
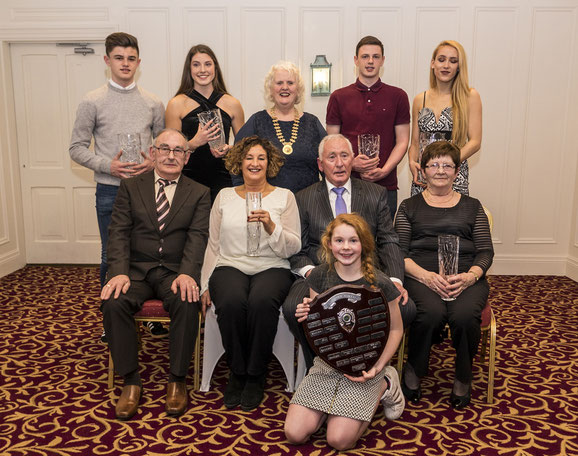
left=321, top=214, right=377, bottom=286
left=430, top=40, right=470, bottom=148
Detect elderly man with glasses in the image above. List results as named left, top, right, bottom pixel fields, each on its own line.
left=101, top=128, right=210, bottom=420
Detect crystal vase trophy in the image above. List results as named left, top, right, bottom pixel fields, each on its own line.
left=198, top=109, right=226, bottom=152
left=246, top=192, right=262, bottom=256
left=438, top=234, right=459, bottom=301
left=118, top=133, right=142, bottom=164
left=358, top=134, right=380, bottom=157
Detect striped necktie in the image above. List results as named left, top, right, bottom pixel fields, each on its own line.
left=156, top=178, right=175, bottom=233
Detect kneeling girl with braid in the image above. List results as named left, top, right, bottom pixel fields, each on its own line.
left=284, top=213, right=404, bottom=451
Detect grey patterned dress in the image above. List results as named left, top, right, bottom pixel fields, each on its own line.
left=411, top=103, right=469, bottom=196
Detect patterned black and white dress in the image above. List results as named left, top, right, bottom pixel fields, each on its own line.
left=411, top=97, right=469, bottom=196
left=289, top=265, right=400, bottom=422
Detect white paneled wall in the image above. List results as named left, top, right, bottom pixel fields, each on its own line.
left=0, top=0, right=577, bottom=280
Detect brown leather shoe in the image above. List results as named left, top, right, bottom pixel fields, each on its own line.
left=115, top=385, right=142, bottom=420
left=165, top=382, right=188, bottom=416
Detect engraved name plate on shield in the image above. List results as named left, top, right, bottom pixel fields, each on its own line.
left=303, top=284, right=390, bottom=376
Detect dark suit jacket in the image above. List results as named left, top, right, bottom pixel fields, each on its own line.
left=107, top=171, right=210, bottom=284
left=290, top=177, right=404, bottom=280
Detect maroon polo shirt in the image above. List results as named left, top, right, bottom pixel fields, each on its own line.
left=326, top=78, right=410, bottom=190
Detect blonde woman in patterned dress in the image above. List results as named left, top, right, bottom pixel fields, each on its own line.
left=284, top=214, right=404, bottom=451
left=408, top=40, right=482, bottom=196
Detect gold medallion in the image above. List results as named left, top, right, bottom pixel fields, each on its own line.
left=282, top=144, right=293, bottom=155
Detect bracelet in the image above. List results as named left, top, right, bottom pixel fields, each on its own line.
left=468, top=270, right=480, bottom=282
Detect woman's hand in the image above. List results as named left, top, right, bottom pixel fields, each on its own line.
left=446, top=272, right=477, bottom=298
left=345, top=366, right=378, bottom=383
left=210, top=143, right=230, bottom=159
left=421, top=270, right=452, bottom=299
left=190, top=119, right=221, bottom=150
left=409, top=160, right=426, bottom=187
left=248, top=209, right=276, bottom=235
left=295, top=297, right=312, bottom=323
left=200, top=290, right=211, bottom=318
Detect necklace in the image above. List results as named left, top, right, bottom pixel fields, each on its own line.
left=271, top=107, right=300, bottom=155
left=424, top=189, right=455, bottom=204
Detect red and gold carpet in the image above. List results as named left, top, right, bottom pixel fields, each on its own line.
left=1, top=266, right=577, bottom=455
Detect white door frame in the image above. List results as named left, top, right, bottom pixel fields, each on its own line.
left=0, top=25, right=115, bottom=276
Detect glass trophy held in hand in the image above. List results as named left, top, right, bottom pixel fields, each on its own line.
left=358, top=134, right=380, bottom=157
left=118, top=133, right=142, bottom=164
left=246, top=192, right=262, bottom=256
left=198, top=109, right=226, bottom=152
left=438, top=234, right=459, bottom=301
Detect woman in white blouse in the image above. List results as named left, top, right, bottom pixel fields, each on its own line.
left=200, top=135, right=301, bottom=411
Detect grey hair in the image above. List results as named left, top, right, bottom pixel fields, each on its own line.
left=154, top=128, right=189, bottom=149
left=318, top=134, right=354, bottom=159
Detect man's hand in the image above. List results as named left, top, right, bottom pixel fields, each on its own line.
left=101, top=274, right=131, bottom=300
left=110, top=151, right=138, bottom=179
left=171, top=274, right=200, bottom=303
left=360, top=166, right=388, bottom=182
left=352, top=154, right=379, bottom=173
left=393, top=281, right=409, bottom=305
left=130, top=151, right=155, bottom=175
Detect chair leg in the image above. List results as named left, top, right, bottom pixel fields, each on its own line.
left=295, top=346, right=306, bottom=389
left=396, top=331, right=407, bottom=379
left=480, top=328, right=488, bottom=363
left=193, top=315, right=201, bottom=391
left=107, top=352, right=114, bottom=389
left=487, top=311, right=497, bottom=404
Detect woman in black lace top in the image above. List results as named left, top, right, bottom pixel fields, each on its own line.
left=394, top=141, right=493, bottom=409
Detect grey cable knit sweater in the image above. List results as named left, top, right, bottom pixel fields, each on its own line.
left=69, top=82, right=165, bottom=186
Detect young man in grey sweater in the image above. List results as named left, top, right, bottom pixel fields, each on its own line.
left=69, top=32, right=166, bottom=341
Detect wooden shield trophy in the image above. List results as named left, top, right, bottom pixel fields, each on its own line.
left=303, top=284, right=390, bottom=376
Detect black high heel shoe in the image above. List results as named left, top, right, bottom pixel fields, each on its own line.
left=401, top=370, right=422, bottom=404
left=450, top=386, right=471, bottom=409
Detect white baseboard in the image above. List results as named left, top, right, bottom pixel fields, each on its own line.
left=566, top=256, right=578, bottom=282
left=489, top=254, right=567, bottom=276
left=0, top=248, right=25, bottom=278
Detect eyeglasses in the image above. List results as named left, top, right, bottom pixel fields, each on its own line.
left=424, top=163, right=456, bottom=170
left=153, top=145, right=187, bottom=157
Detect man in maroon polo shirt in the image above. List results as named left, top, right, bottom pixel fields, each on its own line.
left=326, top=35, right=410, bottom=220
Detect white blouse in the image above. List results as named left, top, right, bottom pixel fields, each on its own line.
left=200, top=187, right=301, bottom=292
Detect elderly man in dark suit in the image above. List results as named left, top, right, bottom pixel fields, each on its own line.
left=283, top=134, right=415, bottom=371
left=101, top=128, right=210, bottom=420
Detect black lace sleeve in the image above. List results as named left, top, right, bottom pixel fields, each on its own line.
left=472, top=203, right=494, bottom=274
left=393, top=200, right=412, bottom=258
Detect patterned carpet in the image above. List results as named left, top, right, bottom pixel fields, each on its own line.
left=1, top=266, right=577, bottom=456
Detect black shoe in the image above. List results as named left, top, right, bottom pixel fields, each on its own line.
left=100, top=329, right=108, bottom=344
left=450, top=387, right=471, bottom=409
left=401, top=370, right=422, bottom=404
left=240, top=374, right=266, bottom=411
left=224, top=373, right=246, bottom=409
left=146, top=321, right=169, bottom=338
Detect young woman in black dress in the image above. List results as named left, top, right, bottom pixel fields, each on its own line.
left=166, top=45, right=245, bottom=201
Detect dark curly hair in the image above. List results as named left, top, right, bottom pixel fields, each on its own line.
left=224, top=135, right=285, bottom=178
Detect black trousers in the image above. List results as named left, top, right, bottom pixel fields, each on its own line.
left=209, top=266, right=293, bottom=377
left=101, top=267, right=200, bottom=378
left=404, top=276, right=489, bottom=383
left=282, top=276, right=417, bottom=371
